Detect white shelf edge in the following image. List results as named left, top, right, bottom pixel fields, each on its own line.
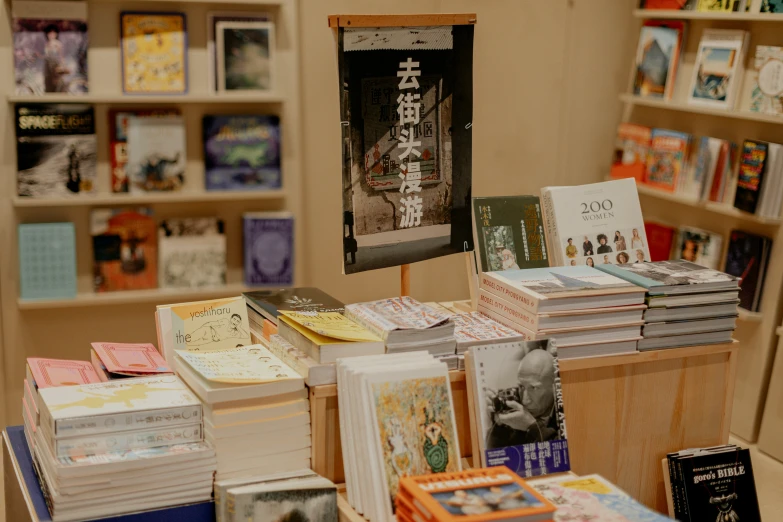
left=18, top=284, right=252, bottom=310
left=620, top=93, right=783, bottom=125
left=7, top=93, right=286, bottom=105
left=12, top=190, right=286, bottom=208
left=738, top=309, right=763, bottom=323
left=632, top=9, right=783, bottom=21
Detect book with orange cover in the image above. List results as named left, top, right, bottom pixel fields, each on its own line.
left=91, top=342, right=172, bottom=376
left=26, top=358, right=101, bottom=390
left=610, top=123, right=651, bottom=182
left=398, top=466, right=556, bottom=522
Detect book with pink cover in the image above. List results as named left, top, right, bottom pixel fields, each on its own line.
left=26, top=358, right=101, bottom=389
left=90, top=342, right=172, bottom=377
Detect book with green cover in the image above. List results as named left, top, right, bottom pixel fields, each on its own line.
left=472, top=196, right=549, bottom=273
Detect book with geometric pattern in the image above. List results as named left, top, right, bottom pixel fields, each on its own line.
left=18, top=223, right=77, bottom=300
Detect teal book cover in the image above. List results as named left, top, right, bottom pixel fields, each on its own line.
left=18, top=223, right=77, bottom=300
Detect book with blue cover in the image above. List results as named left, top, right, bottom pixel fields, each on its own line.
left=203, top=115, right=281, bottom=191
left=243, top=212, right=293, bottom=286
left=18, top=223, right=77, bottom=300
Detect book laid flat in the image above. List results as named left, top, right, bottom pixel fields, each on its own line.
left=464, top=341, right=570, bottom=477
left=277, top=314, right=384, bottom=363
left=344, top=296, right=455, bottom=345
left=541, top=178, right=652, bottom=267
left=450, top=311, right=525, bottom=353
left=244, top=287, right=345, bottom=325
left=27, top=358, right=101, bottom=392
left=214, top=468, right=317, bottom=522
left=175, top=344, right=301, bottom=384
left=643, top=300, right=741, bottom=322
left=596, top=260, right=740, bottom=295
left=279, top=311, right=381, bottom=343
left=637, top=330, right=734, bottom=351
left=642, top=316, right=738, bottom=337
left=90, top=342, right=171, bottom=377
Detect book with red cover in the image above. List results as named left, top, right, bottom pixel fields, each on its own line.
left=26, top=358, right=101, bottom=389
left=610, top=123, right=651, bottom=182
left=645, top=222, right=676, bottom=262
left=91, top=208, right=157, bottom=292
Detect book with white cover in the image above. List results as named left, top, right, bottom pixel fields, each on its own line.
left=176, top=344, right=300, bottom=384
left=127, top=116, right=186, bottom=193
left=214, top=468, right=316, bottom=522
left=687, top=29, right=750, bottom=110
left=268, top=334, right=336, bottom=386
left=541, top=179, right=650, bottom=267
left=227, top=476, right=337, bottom=522
left=37, top=375, right=201, bottom=438
left=344, top=296, right=454, bottom=344
left=451, top=311, right=525, bottom=353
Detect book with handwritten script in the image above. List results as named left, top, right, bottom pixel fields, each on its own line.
left=175, top=345, right=300, bottom=384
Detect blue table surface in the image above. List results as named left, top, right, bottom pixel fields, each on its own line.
left=5, top=426, right=216, bottom=522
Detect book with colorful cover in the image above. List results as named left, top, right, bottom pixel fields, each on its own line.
left=278, top=311, right=380, bottom=343
left=91, top=208, right=157, bottom=292
left=243, top=287, right=345, bottom=325
left=734, top=140, right=768, bottom=214
left=610, top=123, right=651, bottom=182
left=398, top=467, right=556, bottom=522
left=203, top=115, right=281, bottom=191
left=452, top=312, right=524, bottom=345
left=127, top=115, right=186, bottom=192
left=749, top=46, right=783, bottom=115
left=243, top=212, right=294, bottom=286
left=646, top=129, right=692, bottom=193
left=645, top=221, right=675, bottom=262
left=90, top=342, right=171, bottom=376
left=697, top=0, right=741, bottom=10
left=120, top=12, right=187, bottom=94
left=158, top=217, right=226, bottom=289
left=18, top=223, right=77, bottom=300
left=676, top=226, right=724, bottom=270
left=471, top=196, right=548, bottom=273
left=633, top=21, right=685, bottom=100
left=344, top=296, right=453, bottom=341
left=27, top=358, right=101, bottom=389
left=175, top=345, right=301, bottom=384
left=688, top=29, right=749, bottom=110
left=761, top=0, right=783, bottom=12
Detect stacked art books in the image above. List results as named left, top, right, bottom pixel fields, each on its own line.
left=397, top=467, right=556, bottom=522
left=664, top=445, right=761, bottom=522
left=244, top=286, right=345, bottom=331
left=30, top=374, right=214, bottom=521
left=477, top=267, right=646, bottom=359
left=338, top=353, right=461, bottom=522
left=345, top=296, right=457, bottom=356
left=464, top=341, right=570, bottom=477
left=598, top=260, right=740, bottom=351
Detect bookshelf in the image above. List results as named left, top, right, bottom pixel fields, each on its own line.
left=621, top=9, right=783, bottom=442
left=7, top=93, right=287, bottom=104
left=12, top=191, right=286, bottom=208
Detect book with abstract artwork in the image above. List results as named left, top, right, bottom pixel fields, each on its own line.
left=126, top=116, right=186, bottom=192
left=633, top=21, right=685, bottom=100
left=158, top=217, right=226, bottom=289
left=688, top=29, right=749, bottom=110
left=121, top=12, right=187, bottom=94
left=91, top=208, right=157, bottom=292
left=243, top=212, right=294, bottom=287
left=207, top=11, right=270, bottom=93
left=215, top=20, right=274, bottom=93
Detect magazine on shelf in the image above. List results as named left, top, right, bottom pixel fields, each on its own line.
left=215, top=20, right=275, bottom=93
left=120, top=12, right=187, bottom=94
left=158, top=218, right=226, bottom=289
left=687, top=29, right=750, bottom=110
left=91, top=208, right=157, bottom=292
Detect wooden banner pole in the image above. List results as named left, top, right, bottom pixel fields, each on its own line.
left=401, top=264, right=411, bottom=296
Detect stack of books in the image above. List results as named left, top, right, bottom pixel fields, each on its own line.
left=89, top=342, right=173, bottom=381
left=173, top=344, right=311, bottom=481
left=215, top=470, right=338, bottom=522
left=597, top=260, right=739, bottom=351
left=477, top=267, right=647, bottom=359
left=32, top=375, right=214, bottom=521
left=244, top=287, right=345, bottom=329
left=337, top=352, right=462, bottom=522
left=265, top=333, right=337, bottom=386
left=344, top=296, right=457, bottom=356
left=397, top=467, right=556, bottom=522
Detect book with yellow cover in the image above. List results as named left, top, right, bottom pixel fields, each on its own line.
left=278, top=311, right=381, bottom=343
left=121, top=12, right=187, bottom=94
left=277, top=315, right=384, bottom=364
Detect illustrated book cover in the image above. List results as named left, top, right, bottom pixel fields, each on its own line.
left=344, top=296, right=452, bottom=339
left=646, top=128, right=692, bottom=193
left=203, top=115, right=281, bottom=191
left=12, top=0, right=88, bottom=95
left=596, top=259, right=740, bottom=295
left=243, top=212, right=294, bottom=286
left=215, top=20, right=275, bottom=93
left=207, top=11, right=270, bottom=92
left=541, top=178, right=651, bottom=267
left=451, top=312, right=525, bottom=349
left=244, top=287, right=345, bottom=324
left=633, top=21, right=685, bottom=100
left=120, top=12, right=187, bottom=94
left=91, top=208, right=157, bottom=292
left=676, top=226, right=724, bottom=270
left=724, top=230, right=772, bottom=311
left=90, top=342, right=171, bottom=376
left=278, top=311, right=381, bottom=344
left=688, top=29, right=749, bottom=109
left=27, top=358, right=101, bottom=389
left=761, top=0, right=783, bottom=11
left=109, top=109, right=181, bottom=193
left=16, top=104, right=96, bottom=198
left=337, top=23, right=474, bottom=274
left=158, top=217, right=226, bottom=289
left=126, top=116, right=186, bottom=192
left=610, top=123, right=651, bottom=182
left=645, top=221, right=676, bottom=262
left=18, top=223, right=77, bottom=300
left=749, top=46, right=783, bottom=115
left=465, top=341, right=569, bottom=477
left=227, top=483, right=337, bottom=522
left=472, top=196, right=548, bottom=273
left=175, top=345, right=300, bottom=384
left=734, top=139, right=768, bottom=214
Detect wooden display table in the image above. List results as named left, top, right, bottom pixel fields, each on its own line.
left=311, top=342, right=739, bottom=514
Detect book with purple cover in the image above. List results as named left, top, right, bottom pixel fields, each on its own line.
left=243, top=212, right=293, bottom=286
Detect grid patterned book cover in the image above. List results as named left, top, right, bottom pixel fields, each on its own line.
left=18, top=222, right=77, bottom=300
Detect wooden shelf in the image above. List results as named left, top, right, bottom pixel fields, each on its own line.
left=632, top=9, right=783, bottom=21
left=7, top=93, right=285, bottom=105
left=12, top=190, right=285, bottom=208
left=620, top=93, right=783, bottom=125
left=738, top=309, right=764, bottom=323
left=17, top=284, right=251, bottom=310
left=634, top=183, right=782, bottom=225
left=87, top=0, right=290, bottom=4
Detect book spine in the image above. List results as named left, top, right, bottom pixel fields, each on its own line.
left=477, top=290, right=540, bottom=330
left=268, top=335, right=335, bottom=385
left=476, top=306, right=538, bottom=341
left=540, top=188, right=561, bottom=266
left=675, top=458, right=690, bottom=521
left=343, top=307, right=388, bottom=341
left=52, top=404, right=202, bottom=438
left=478, top=272, right=540, bottom=314
left=51, top=422, right=203, bottom=458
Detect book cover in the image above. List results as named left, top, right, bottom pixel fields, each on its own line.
left=91, top=208, right=157, bottom=292
left=12, top=1, right=88, bottom=95
left=16, top=104, right=96, bottom=197
left=483, top=266, right=642, bottom=300
left=175, top=345, right=300, bottom=383
left=207, top=11, right=270, bottom=92
left=243, top=212, right=294, bottom=286
left=467, top=341, right=569, bottom=477
left=121, top=12, right=186, bottom=94
left=680, top=449, right=761, bottom=522
left=109, top=109, right=181, bottom=193
left=27, top=358, right=101, bottom=389
left=231, top=486, right=337, bottom=522
left=749, top=46, right=783, bottom=115
left=472, top=196, right=548, bottom=273
left=734, top=140, right=768, bottom=214
left=725, top=230, right=772, bottom=311
left=761, top=0, right=783, bottom=11
left=688, top=29, right=748, bottom=109
left=158, top=217, right=226, bottom=289
left=400, top=467, right=556, bottom=522
left=18, top=223, right=77, bottom=300
left=646, top=129, right=691, bottom=193
left=278, top=311, right=381, bottom=343
left=451, top=312, right=524, bottom=345
left=126, top=116, right=186, bottom=192
left=165, top=296, right=252, bottom=352
left=633, top=22, right=684, bottom=99
left=344, top=296, right=452, bottom=335
left=203, top=115, right=281, bottom=191
left=338, top=25, right=474, bottom=275
left=90, top=342, right=171, bottom=375
left=49, top=422, right=203, bottom=458
left=610, top=123, right=651, bottom=182
left=697, top=0, right=741, bottom=10
left=676, top=226, right=724, bottom=270
left=645, top=221, right=675, bottom=262
left=596, top=259, right=739, bottom=290
left=643, top=0, right=696, bottom=7
left=216, top=20, right=275, bottom=93
left=244, top=287, right=345, bottom=322
left=541, top=178, right=651, bottom=267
